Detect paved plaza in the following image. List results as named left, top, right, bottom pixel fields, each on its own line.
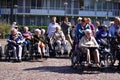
left=0, top=39, right=120, bottom=80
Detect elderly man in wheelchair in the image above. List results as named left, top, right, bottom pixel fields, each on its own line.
left=78, top=29, right=100, bottom=67
left=7, top=29, right=23, bottom=62
left=31, top=29, right=46, bottom=59
left=51, top=27, right=69, bottom=56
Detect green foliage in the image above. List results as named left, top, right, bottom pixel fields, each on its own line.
left=0, top=22, right=10, bottom=38
left=20, top=26, right=48, bottom=30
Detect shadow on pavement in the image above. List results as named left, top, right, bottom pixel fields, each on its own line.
left=23, top=65, right=120, bottom=74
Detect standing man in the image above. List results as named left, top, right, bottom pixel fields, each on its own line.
left=11, top=22, right=17, bottom=30
left=47, top=17, right=61, bottom=38
left=47, top=17, right=61, bottom=56
left=109, top=17, right=120, bottom=37
left=61, top=17, right=73, bottom=46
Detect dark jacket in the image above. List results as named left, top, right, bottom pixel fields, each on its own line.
left=31, top=35, right=46, bottom=44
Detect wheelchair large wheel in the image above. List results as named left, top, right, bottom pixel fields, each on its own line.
left=22, top=45, right=31, bottom=60
left=0, top=46, right=2, bottom=60
left=4, top=44, right=14, bottom=61
left=53, top=44, right=62, bottom=56
left=104, top=53, right=114, bottom=67
left=71, top=51, right=81, bottom=69
left=4, top=44, right=9, bottom=60
left=64, top=41, right=72, bottom=56
left=44, top=44, right=50, bottom=58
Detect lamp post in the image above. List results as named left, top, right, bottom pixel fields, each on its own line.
left=106, top=0, right=111, bottom=20
left=64, top=2, right=68, bottom=16
left=71, top=0, right=74, bottom=19
left=10, top=0, right=13, bottom=24
left=95, top=0, right=98, bottom=20
left=14, top=5, right=18, bottom=22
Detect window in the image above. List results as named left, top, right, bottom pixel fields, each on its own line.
left=97, top=1, right=102, bottom=11
left=56, top=0, right=61, bottom=9
left=50, top=0, right=61, bottom=9
left=30, top=16, right=35, bottom=25
left=79, top=0, right=84, bottom=10
left=50, top=0, right=55, bottom=9
left=103, top=2, right=107, bottom=11
left=37, top=0, right=42, bottom=9
left=31, top=0, right=36, bottom=9
left=25, top=15, right=30, bottom=25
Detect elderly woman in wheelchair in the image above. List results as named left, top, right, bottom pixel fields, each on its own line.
left=51, top=27, right=69, bottom=56
left=79, top=29, right=100, bottom=67
left=71, top=29, right=100, bottom=68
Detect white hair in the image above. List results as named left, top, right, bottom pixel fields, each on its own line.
left=41, top=29, right=45, bottom=34
left=24, top=26, right=29, bottom=31
left=85, top=29, right=92, bottom=34
left=77, top=17, right=82, bottom=21
left=35, top=29, right=41, bottom=32
left=35, top=29, right=41, bottom=35
left=87, top=18, right=91, bottom=22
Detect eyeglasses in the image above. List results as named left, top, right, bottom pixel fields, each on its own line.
left=15, top=27, right=18, bottom=29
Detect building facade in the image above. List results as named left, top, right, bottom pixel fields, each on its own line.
left=0, top=0, right=120, bottom=26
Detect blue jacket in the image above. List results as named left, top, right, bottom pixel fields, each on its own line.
left=109, top=25, right=120, bottom=37
left=75, top=23, right=91, bottom=40
left=7, top=34, right=23, bottom=44
left=96, top=29, right=109, bottom=39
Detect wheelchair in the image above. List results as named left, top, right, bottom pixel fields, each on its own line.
left=30, top=43, right=41, bottom=60
left=22, top=41, right=31, bottom=60
left=30, top=42, right=49, bottom=60
left=53, top=40, right=71, bottom=57
left=109, top=37, right=120, bottom=68
left=71, top=46, right=98, bottom=69
left=4, top=44, right=14, bottom=61
left=98, top=38, right=114, bottom=68
left=4, top=41, right=23, bottom=62
left=0, top=45, right=2, bottom=60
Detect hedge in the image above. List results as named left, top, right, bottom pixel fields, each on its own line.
left=0, top=22, right=10, bottom=39
left=0, top=24, right=48, bottom=38
left=20, top=26, right=48, bottom=30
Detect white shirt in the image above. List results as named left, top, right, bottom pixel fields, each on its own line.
left=79, top=36, right=99, bottom=48
left=47, top=22, right=61, bottom=38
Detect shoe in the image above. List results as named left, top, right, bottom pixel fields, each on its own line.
left=88, top=63, right=92, bottom=67
left=18, top=59, right=22, bottom=62
left=12, top=59, right=18, bottom=63
left=96, top=63, right=100, bottom=68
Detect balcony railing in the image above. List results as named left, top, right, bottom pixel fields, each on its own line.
left=1, top=7, right=120, bottom=17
